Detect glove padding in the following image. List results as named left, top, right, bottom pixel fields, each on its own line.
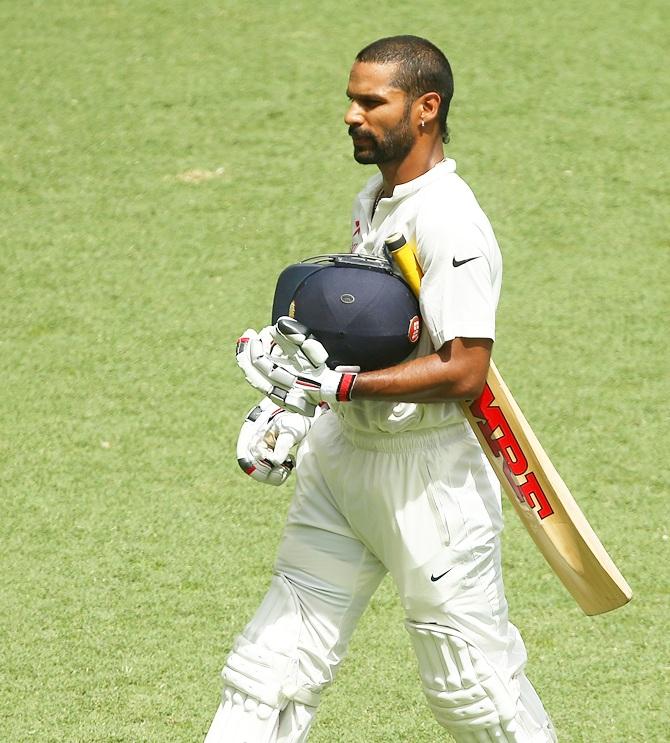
left=235, top=325, right=276, bottom=395
left=236, top=397, right=315, bottom=486
left=236, top=318, right=358, bottom=416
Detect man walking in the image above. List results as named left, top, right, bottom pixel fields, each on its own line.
left=205, top=35, right=557, bottom=742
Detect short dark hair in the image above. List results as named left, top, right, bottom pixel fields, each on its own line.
left=355, top=35, right=454, bottom=143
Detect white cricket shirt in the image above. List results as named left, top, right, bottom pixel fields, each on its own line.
left=336, top=158, right=502, bottom=434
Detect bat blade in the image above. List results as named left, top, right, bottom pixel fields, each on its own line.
left=463, top=362, right=632, bottom=615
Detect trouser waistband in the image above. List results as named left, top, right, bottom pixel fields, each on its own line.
left=339, top=419, right=471, bottom=453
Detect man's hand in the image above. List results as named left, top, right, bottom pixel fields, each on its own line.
left=236, top=397, right=315, bottom=486
left=235, top=318, right=358, bottom=416
left=235, top=326, right=276, bottom=395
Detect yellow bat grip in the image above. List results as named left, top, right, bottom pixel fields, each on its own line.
left=385, top=232, right=423, bottom=298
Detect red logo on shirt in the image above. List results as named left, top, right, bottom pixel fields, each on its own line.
left=351, top=220, right=363, bottom=251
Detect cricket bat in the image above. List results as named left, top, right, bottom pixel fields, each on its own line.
left=385, top=233, right=632, bottom=615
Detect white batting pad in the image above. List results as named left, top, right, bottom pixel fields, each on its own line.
left=406, top=621, right=556, bottom=742
left=204, top=690, right=279, bottom=743
left=204, top=575, right=320, bottom=742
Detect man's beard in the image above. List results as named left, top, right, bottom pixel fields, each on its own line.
left=349, top=109, right=415, bottom=165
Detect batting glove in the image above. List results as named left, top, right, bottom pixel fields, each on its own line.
left=238, top=317, right=357, bottom=416
left=236, top=397, right=316, bottom=486
left=235, top=325, right=277, bottom=393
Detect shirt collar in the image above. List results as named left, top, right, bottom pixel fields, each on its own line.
left=360, top=158, right=457, bottom=203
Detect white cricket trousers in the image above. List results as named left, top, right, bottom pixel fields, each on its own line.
left=207, top=411, right=556, bottom=742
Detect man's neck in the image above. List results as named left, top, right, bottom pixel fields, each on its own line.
left=378, top=144, right=445, bottom=196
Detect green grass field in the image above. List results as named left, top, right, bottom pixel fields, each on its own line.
left=1, top=1, right=668, bottom=741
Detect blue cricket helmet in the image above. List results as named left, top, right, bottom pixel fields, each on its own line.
left=271, top=254, right=421, bottom=372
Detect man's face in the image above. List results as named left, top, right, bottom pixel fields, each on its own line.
left=345, top=62, right=415, bottom=165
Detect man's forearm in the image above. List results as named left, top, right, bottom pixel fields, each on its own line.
left=350, top=337, right=492, bottom=403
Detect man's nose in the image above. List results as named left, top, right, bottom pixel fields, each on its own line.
left=344, top=102, right=363, bottom=127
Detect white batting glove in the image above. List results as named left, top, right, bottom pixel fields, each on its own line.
left=236, top=398, right=316, bottom=486
left=235, top=326, right=277, bottom=393
left=239, top=318, right=358, bottom=416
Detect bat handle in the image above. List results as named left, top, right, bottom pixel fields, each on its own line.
left=276, top=316, right=312, bottom=338
left=384, top=232, right=423, bottom=298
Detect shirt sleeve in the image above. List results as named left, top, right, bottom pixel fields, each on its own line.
left=415, top=207, right=499, bottom=348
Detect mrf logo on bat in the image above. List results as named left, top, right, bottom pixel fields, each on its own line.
left=469, top=385, right=554, bottom=520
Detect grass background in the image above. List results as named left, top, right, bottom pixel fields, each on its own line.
left=1, top=1, right=668, bottom=741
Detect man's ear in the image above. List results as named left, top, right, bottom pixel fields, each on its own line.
left=418, top=92, right=441, bottom=124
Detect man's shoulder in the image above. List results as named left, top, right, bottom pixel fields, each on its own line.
left=424, top=164, right=475, bottom=201
left=414, top=167, right=498, bottom=249
left=417, top=169, right=485, bottom=224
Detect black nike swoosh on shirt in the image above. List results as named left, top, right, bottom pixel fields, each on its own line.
left=452, top=256, right=480, bottom=267
left=430, top=568, right=453, bottom=582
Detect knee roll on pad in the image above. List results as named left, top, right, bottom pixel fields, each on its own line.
left=406, top=621, right=556, bottom=742
left=222, top=575, right=321, bottom=710
left=223, top=635, right=320, bottom=708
